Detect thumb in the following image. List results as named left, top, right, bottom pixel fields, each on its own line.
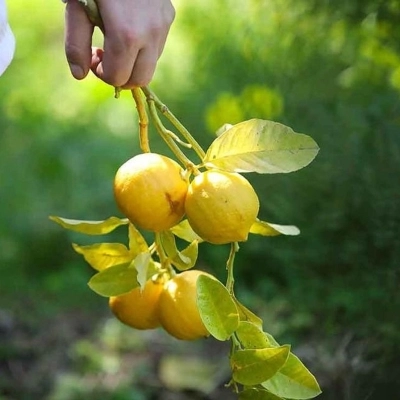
left=64, top=0, right=94, bottom=79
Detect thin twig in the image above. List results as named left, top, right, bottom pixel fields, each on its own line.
left=146, top=95, right=194, bottom=168
left=141, top=87, right=206, bottom=161
left=131, top=88, right=150, bottom=153
left=226, top=242, right=239, bottom=294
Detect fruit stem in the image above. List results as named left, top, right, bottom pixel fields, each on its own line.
left=131, top=88, right=151, bottom=153
left=226, top=242, right=239, bottom=295
left=145, top=94, right=194, bottom=169
left=141, top=87, right=206, bottom=161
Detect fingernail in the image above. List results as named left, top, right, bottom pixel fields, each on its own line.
left=69, top=63, right=85, bottom=79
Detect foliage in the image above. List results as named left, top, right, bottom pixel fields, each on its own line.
left=50, top=96, right=321, bottom=396
left=1, top=0, right=400, bottom=399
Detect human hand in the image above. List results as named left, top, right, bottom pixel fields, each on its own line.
left=64, top=0, right=175, bottom=88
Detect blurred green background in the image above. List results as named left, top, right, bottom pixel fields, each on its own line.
left=1, top=0, right=400, bottom=399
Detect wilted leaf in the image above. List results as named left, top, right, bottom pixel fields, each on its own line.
left=234, top=297, right=263, bottom=329
left=170, top=219, right=204, bottom=243
left=197, top=275, right=239, bottom=341
left=87, top=262, right=138, bottom=297
left=239, top=388, right=284, bottom=400
left=250, top=219, right=300, bottom=236
left=235, top=321, right=271, bottom=350
left=204, top=119, right=319, bottom=174
left=262, top=353, right=322, bottom=399
left=49, top=215, right=128, bottom=235
left=128, top=223, right=149, bottom=255
left=231, top=346, right=290, bottom=386
left=72, top=242, right=132, bottom=271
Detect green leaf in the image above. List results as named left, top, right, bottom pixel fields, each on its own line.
left=239, top=388, right=284, bottom=400
left=204, top=119, right=319, bottom=174
left=262, top=353, right=322, bottom=399
left=261, top=333, right=322, bottom=399
left=87, top=262, right=138, bottom=297
left=235, top=321, right=271, bottom=349
left=234, top=297, right=263, bottom=330
left=128, top=223, right=149, bottom=255
left=170, top=219, right=204, bottom=243
left=264, top=332, right=280, bottom=347
left=160, top=230, right=177, bottom=257
left=72, top=242, right=133, bottom=271
left=250, top=219, right=300, bottom=236
left=161, top=231, right=198, bottom=271
left=49, top=215, right=128, bottom=235
left=197, top=275, right=239, bottom=341
left=231, top=346, right=290, bottom=386
left=134, top=252, right=152, bottom=289
left=173, top=240, right=198, bottom=271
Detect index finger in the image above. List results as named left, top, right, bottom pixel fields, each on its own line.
left=65, top=0, right=94, bottom=79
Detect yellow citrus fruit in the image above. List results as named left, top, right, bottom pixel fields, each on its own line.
left=109, top=278, right=164, bottom=330
left=184, top=170, right=259, bottom=244
left=114, top=153, right=188, bottom=232
left=157, top=270, right=213, bottom=340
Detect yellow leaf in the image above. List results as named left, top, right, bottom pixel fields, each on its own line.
left=250, top=219, right=300, bottom=236
left=72, top=242, right=133, bottom=271
left=49, top=215, right=128, bottom=235
left=204, top=119, right=319, bottom=174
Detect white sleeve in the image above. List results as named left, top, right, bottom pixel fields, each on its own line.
left=0, top=0, right=15, bottom=76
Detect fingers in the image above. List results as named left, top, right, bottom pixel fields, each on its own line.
left=65, top=0, right=175, bottom=87
left=64, top=0, right=94, bottom=79
left=93, top=0, right=175, bottom=88
left=123, top=48, right=159, bottom=89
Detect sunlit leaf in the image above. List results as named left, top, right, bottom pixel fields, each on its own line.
left=161, top=231, right=199, bottom=271
left=262, top=353, right=322, bottom=399
left=261, top=333, right=322, bottom=399
left=235, top=321, right=271, bottom=349
left=239, top=388, right=284, bottom=400
left=160, top=231, right=179, bottom=259
left=234, top=297, right=263, bottom=330
left=128, top=223, right=149, bottom=255
left=197, top=275, right=239, bottom=341
left=72, top=242, right=133, bottom=271
left=216, top=123, right=234, bottom=137
left=87, top=262, right=138, bottom=297
left=204, top=119, right=319, bottom=174
left=264, top=332, right=280, bottom=347
left=231, top=346, right=290, bottom=386
left=173, top=240, right=198, bottom=271
left=134, top=252, right=152, bottom=289
left=170, top=219, right=204, bottom=243
left=49, top=215, right=128, bottom=235
left=250, top=219, right=300, bottom=236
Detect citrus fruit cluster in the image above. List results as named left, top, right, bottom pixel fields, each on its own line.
left=109, top=270, right=213, bottom=340
left=113, top=152, right=260, bottom=244
left=50, top=79, right=321, bottom=397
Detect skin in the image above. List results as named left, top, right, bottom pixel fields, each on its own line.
left=64, top=0, right=175, bottom=88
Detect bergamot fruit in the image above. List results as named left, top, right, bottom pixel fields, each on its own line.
left=114, top=153, right=188, bottom=232
left=157, top=269, right=213, bottom=340
left=184, top=170, right=259, bottom=244
left=109, top=278, right=164, bottom=330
